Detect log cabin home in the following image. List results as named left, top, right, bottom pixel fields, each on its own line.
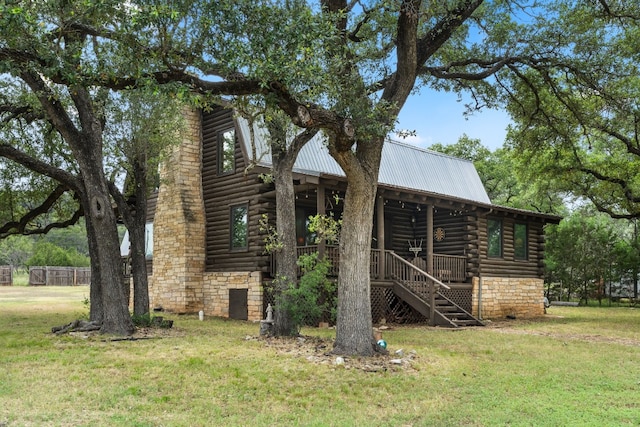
left=135, top=106, right=561, bottom=327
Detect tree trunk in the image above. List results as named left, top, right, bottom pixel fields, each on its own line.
left=273, top=159, right=298, bottom=336
left=129, top=221, right=149, bottom=316
left=73, top=129, right=134, bottom=336
left=330, top=134, right=384, bottom=356
left=262, top=118, right=316, bottom=336
left=85, top=210, right=104, bottom=323
left=130, top=162, right=150, bottom=317
left=84, top=185, right=135, bottom=335
left=332, top=170, right=378, bottom=356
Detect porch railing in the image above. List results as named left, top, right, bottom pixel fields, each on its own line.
left=433, top=254, right=467, bottom=282
left=270, top=246, right=466, bottom=282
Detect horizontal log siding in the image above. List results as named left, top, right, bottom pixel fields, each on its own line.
left=384, top=203, right=477, bottom=281
left=202, top=107, right=271, bottom=272
left=146, top=191, right=158, bottom=223
left=385, top=203, right=416, bottom=259
left=433, top=211, right=477, bottom=256
left=478, top=215, right=545, bottom=278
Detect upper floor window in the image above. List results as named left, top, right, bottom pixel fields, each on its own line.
left=230, top=203, right=248, bottom=251
left=487, top=218, right=503, bottom=258
left=218, top=129, right=235, bottom=174
left=514, top=223, right=528, bottom=260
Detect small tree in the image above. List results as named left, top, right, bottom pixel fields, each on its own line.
left=276, top=253, right=336, bottom=335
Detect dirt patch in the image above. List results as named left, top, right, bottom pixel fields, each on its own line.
left=63, top=324, right=186, bottom=341
left=249, top=335, right=419, bottom=373
left=484, top=317, right=640, bottom=347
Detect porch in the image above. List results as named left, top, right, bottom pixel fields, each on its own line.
left=272, top=245, right=468, bottom=284
left=269, top=246, right=481, bottom=327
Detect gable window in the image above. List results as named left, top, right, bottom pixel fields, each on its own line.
left=230, top=204, right=248, bottom=251
left=514, top=223, right=528, bottom=260
left=487, top=218, right=503, bottom=258
left=218, top=128, right=235, bottom=174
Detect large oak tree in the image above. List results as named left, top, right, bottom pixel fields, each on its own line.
left=4, top=0, right=633, bottom=352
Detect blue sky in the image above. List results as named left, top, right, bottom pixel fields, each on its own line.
left=394, top=88, right=512, bottom=151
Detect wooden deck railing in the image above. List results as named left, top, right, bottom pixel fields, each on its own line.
left=433, top=254, right=467, bottom=282
left=270, top=246, right=466, bottom=283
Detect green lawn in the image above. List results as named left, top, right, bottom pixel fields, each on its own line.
left=1, top=286, right=639, bottom=426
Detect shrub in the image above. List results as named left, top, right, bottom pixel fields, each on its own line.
left=277, top=253, right=336, bottom=334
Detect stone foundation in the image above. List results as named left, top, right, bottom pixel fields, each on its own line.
left=203, top=272, right=263, bottom=320
left=146, top=271, right=263, bottom=321
left=472, top=276, right=545, bottom=319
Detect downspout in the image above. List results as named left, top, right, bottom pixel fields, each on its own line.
left=478, top=273, right=483, bottom=321
left=477, top=208, right=492, bottom=321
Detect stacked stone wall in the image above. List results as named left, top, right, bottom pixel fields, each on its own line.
left=150, top=108, right=206, bottom=313
left=472, top=276, right=545, bottom=319
left=202, top=272, right=263, bottom=321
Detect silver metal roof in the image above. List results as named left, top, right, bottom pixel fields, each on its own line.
left=237, top=118, right=491, bottom=205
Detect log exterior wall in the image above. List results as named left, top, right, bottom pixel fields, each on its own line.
left=148, top=106, right=268, bottom=321
left=470, top=214, right=548, bottom=319
left=201, top=107, right=271, bottom=273
left=478, top=215, right=546, bottom=278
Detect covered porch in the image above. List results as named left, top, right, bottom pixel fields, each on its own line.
left=269, top=245, right=480, bottom=327
left=272, top=245, right=467, bottom=285
left=264, top=180, right=486, bottom=326
left=279, top=180, right=484, bottom=283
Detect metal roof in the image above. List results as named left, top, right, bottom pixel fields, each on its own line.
left=237, top=118, right=491, bottom=205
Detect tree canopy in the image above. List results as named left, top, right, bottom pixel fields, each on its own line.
left=505, top=1, right=640, bottom=220
left=2, top=0, right=639, bottom=347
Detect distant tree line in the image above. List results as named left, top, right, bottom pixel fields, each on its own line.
left=430, top=136, right=639, bottom=304
left=0, top=223, right=91, bottom=270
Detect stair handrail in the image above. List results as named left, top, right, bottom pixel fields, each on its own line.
left=386, top=251, right=451, bottom=290
left=387, top=251, right=451, bottom=326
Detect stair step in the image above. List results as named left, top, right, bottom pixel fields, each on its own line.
left=453, top=320, right=482, bottom=326
left=392, top=280, right=483, bottom=327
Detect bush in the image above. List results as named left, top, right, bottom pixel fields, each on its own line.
left=26, top=241, right=90, bottom=267
left=277, top=253, right=336, bottom=334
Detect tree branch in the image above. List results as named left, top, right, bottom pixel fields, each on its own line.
left=416, top=0, right=485, bottom=66
left=0, top=144, right=81, bottom=192
left=422, top=57, right=517, bottom=81
left=0, top=184, right=83, bottom=238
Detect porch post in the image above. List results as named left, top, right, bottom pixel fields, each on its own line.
left=376, top=195, right=385, bottom=280
left=426, top=204, right=434, bottom=275
left=317, top=184, right=325, bottom=260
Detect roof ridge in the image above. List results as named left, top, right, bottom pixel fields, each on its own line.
left=384, top=137, right=475, bottom=164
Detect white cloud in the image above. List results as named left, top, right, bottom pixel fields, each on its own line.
left=391, top=130, right=433, bottom=149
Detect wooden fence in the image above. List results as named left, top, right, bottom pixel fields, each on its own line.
left=28, top=266, right=91, bottom=286
left=0, top=265, right=12, bottom=286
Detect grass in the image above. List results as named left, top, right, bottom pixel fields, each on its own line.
left=8, top=270, right=29, bottom=286
left=1, top=287, right=640, bottom=426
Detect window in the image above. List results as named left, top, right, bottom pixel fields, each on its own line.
left=514, top=223, right=528, bottom=260
left=119, top=223, right=154, bottom=259
left=487, top=218, right=503, bottom=258
left=218, top=129, right=235, bottom=174
left=230, top=204, right=248, bottom=250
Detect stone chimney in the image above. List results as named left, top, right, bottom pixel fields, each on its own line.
left=150, top=108, right=205, bottom=312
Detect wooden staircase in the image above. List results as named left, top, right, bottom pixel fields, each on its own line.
left=386, top=251, right=483, bottom=328
left=392, top=281, right=483, bottom=327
